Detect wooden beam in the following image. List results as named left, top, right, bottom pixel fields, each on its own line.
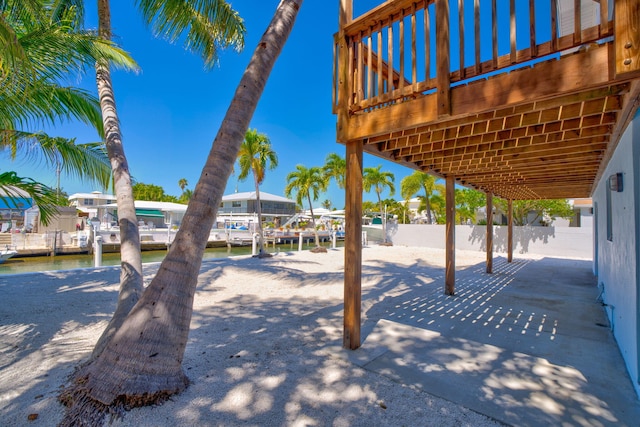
left=486, top=192, right=493, bottom=274
left=337, top=0, right=353, bottom=143
left=445, top=175, right=455, bottom=295
left=507, top=199, right=513, bottom=263
left=614, top=0, right=640, bottom=77
left=344, top=140, right=363, bottom=350
left=436, top=0, right=451, bottom=117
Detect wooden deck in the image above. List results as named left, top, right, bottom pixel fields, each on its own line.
left=335, top=0, right=640, bottom=348
left=335, top=0, right=639, bottom=200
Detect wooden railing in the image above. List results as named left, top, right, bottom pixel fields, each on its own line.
left=334, top=0, right=614, bottom=115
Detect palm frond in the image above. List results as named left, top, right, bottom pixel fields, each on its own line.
left=0, top=170, right=59, bottom=225
left=136, top=0, right=245, bottom=68
left=1, top=130, right=111, bottom=189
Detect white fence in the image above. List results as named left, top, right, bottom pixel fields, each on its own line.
left=384, top=224, right=593, bottom=260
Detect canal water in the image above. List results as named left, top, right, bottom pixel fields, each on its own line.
left=0, top=240, right=342, bottom=275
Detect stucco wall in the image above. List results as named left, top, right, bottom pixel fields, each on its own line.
left=386, top=224, right=592, bottom=259
left=592, top=114, right=639, bottom=397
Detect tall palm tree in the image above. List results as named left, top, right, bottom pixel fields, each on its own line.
left=237, top=128, right=278, bottom=256
left=363, top=165, right=395, bottom=243
left=60, top=2, right=301, bottom=423
left=323, top=152, right=346, bottom=189
left=89, top=0, right=246, bottom=359
left=1, top=0, right=135, bottom=218
left=285, top=164, right=328, bottom=248
left=400, top=170, right=437, bottom=224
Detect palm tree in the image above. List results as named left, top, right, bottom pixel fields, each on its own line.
left=237, top=128, right=278, bottom=256
left=60, top=2, right=300, bottom=423
left=178, top=178, right=188, bottom=192
left=400, top=170, right=437, bottom=224
left=363, top=165, right=395, bottom=243
left=1, top=0, right=134, bottom=218
left=89, top=0, right=246, bottom=359
left=323, top=152, right=346, bottom=189
left=285, top=164, right=328, bottom=248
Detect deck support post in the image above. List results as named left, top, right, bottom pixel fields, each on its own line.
left=436, top=0, right=451, bottom=117
left=337, top=0, right=353, bottom=143
left=445, top=175, right=455, bottom=295
left=507, top=199, right=513, bottom=263
left=344, top=140, right=363, bottom=350
left=614, top=0, right=640, bottom=78
left=486, top=192, right=493, bottom=274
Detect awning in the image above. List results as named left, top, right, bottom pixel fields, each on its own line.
left=135, top=209, right=165, bottom=218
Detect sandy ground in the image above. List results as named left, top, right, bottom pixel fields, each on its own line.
left=0, top=246, right=509, bottom=426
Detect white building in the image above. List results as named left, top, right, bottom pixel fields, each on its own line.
left=68, top=191, right=116, bottom=217
left=592, top=112, right=640, bottom=397
left=217, top=191, right=296, bottom=228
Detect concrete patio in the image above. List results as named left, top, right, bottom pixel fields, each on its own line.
left=344, top=255, right=640, bottom=426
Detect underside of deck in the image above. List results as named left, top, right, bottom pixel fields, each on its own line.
left=336, top=0, right=640, bottom=201
left=347, top=45, right=639, bottom=200
left=336, top=0, right=640, bottom=350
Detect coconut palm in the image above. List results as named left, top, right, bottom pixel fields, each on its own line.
left=285, top=164, right=328, bottom=248
left=88, top=0, right=246, bottom=360
left=237, top=128, right=278, bottom=256
left=400, top=170, right=437, bottom=224
left=178, top=178, right=188, bottom=192
left=59, top=2, right=301, bottom=423
left=1, top=0, right=135, bottom=218
left=363, top=165, right=395, bottom=243
left=323, top=152, right=346, bottom=189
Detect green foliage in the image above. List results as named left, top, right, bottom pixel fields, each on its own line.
left=136, top=0, right=246, bottom=69
left=323, top=153, right=346, bottom=189
left=455, top=188, right=486, bottom=224
left=0, top=0, right=136, bottom=217
left=362, top=200, right=377, bottom=216
left=400, top=171, right=437, bottom=223
left=132, top=182, right=178, bottom=202
left=237, top=129, right=277, bottom=185
left=0, top=171, right=59, bottom=225
left=285, top=165, right=328, bottom=209
left=495, top=198, right=574, bottom=226
left=382, top=198, right=411, bottom=224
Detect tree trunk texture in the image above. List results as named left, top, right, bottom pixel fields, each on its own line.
left=90, top=0, right=144, bottom=360
left=60, top=0, right=303, bottom=422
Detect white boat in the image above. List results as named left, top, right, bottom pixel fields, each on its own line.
left=0, top=247, right=18, bottom=264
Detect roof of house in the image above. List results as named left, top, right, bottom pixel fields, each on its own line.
left=68, top=191, right=115, bottom=200
left=221, top=191, right=295, bottom=204
left=100, top=200, right=188, bottom=212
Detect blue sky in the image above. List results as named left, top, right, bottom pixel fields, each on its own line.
left=3, top=0, right=412, bottom=209
left=2, top=0, right=558, bottom=208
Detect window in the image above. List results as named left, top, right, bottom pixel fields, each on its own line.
left=83, top=199, right=94, bottom=206
left=232, top=201, right=241, bottom=208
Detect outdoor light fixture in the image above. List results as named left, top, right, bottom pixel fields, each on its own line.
left=608, top=173, right=623, bottom=192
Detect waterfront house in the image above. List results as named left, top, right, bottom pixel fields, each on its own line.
left=217, top=191, right=296, bottom=229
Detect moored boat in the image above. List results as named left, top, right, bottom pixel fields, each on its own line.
left=0, top=246, right=18, bottom=264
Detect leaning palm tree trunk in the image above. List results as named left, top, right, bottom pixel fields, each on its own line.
left=60, top=1, right=302, bottom=423
left=89, top=0, right=144, bottom=359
